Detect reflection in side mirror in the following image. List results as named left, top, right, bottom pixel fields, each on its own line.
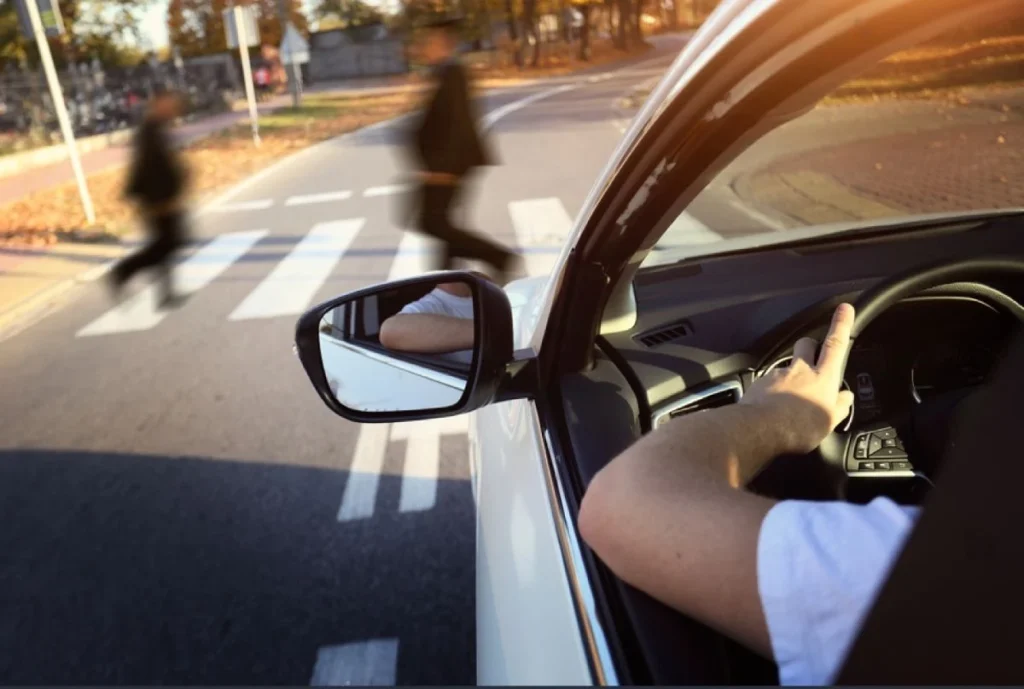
left=317, top=278, right=478, bottom=414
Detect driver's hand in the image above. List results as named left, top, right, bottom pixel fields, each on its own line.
left=740, top=303, right=856, bottom=454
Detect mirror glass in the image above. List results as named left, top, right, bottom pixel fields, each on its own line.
left=318, top=278, right=477, bottom=413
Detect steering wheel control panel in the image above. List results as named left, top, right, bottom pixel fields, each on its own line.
left=846, top=426, right=915, bottom=477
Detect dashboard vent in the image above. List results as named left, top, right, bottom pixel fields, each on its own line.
left=636, top=321, right=693, bottom=347
left=655, top=384, right=741, bottom=429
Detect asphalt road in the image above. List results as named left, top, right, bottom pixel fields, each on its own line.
left=0, top=34, right=776, bottom=685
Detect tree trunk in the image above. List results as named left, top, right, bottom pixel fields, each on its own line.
left=578, top=3, right=591, bottom=60
left=505, top=0, right=523, bottom=67
left=632, top=0, right=643, bottom=44
left=523, top=0, right=540, bottom=67
left=616, top=0, right=629, bottom=50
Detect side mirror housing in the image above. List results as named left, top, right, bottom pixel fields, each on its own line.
left=294, top=271, right=514, bottom=423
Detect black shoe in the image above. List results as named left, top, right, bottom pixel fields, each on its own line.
left=106, top=272, right=125, bottom=304
left=495, top=253, right=523, bottom=286
left=158, top=293, right=188, bottom=310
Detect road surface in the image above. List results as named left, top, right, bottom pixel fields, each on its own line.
left=2, top=36, right=760, bottom=685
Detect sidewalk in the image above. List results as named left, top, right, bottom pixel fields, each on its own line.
left=0, top=239, right=127, bottom=341
left=728, top=86, right=1024, bottom=227
left=0, top=96, right=293, bottom=208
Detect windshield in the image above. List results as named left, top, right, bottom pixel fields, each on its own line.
left=641, top=16, right=1024, bottom=269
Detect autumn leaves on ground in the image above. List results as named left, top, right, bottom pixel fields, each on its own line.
left=0, top=91, right=420, bottom=248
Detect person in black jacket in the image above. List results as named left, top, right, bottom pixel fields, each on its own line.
left=406, top=17, right=517, bottom=283
left=109, top=88, right=189, bottom=308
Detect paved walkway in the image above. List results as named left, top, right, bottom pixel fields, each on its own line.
left=0, top=96, right=292, bottom=207
left=732, top=87, right=1024, bottom=226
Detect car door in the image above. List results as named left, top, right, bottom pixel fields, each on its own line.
left=472, top=0, right=1022, bottom=684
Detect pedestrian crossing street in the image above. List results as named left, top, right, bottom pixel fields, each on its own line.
left=75, top=196, right=588, bottom=339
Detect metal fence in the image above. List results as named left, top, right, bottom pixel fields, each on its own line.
left=0, top=58, right=237, bottom=143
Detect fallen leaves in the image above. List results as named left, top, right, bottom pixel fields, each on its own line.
left=0, top=92, right=420, bottom=247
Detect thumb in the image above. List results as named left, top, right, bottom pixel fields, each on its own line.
left=831, top=389, right=856, bottom=427
left=833, top=390, right=855, bottom=429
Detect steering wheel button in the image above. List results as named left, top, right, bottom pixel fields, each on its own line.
left=861, top=462, right=875, bottom=471
left=875, top=428, right=897, bottom=440
left=894, top=462, right=910, bottom=470
left=868, top=436, right=883, bottom=455
left=883, top=438, right=897, bottom=448
left=855, top=447, right=867, bottom=459
left=877, top=462, right=892, bottom=470
left=874, top=447, right=908, bottom=459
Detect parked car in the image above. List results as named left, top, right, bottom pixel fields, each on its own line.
left=295, top=0, right=1024, bottom=683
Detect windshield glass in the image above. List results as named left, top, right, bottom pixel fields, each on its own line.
left=641, top=16, right=1024, bottom=269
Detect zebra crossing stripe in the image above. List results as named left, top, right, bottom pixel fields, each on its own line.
left=311, top=638, right=399, bottom=686
left=229, top=219, right=364, bottom=321
left=337, top=422, right=390, bottom=522
left=76, top=230, right=268, bottom=338
left=364, top=184, right=409, bottom=198
left=285, top=191, right=352, bottom=206
left=508, top=198, right=574, bottom=277
left=387, top=232, right=437, bottom=281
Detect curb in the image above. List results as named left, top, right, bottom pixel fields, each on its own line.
left=0, top=249, right=123, bottom=343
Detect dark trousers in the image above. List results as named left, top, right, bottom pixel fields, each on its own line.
left=416, top=182, right=514, bottom=273
left=113, top=212, right=184, bottom=299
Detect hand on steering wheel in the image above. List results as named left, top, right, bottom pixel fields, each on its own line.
left=741, top=304, right=856, bottom=455
left=775, top=257, right=1024, bottom=479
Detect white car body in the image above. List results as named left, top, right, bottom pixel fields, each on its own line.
left=473, top=274, right=601, bottom=685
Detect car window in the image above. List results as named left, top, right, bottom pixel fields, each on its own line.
left=641, top=16, right=1024, bottom=269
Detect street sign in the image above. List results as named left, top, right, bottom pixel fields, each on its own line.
left=14, top=0, right=66, bottom=39
left=224, top=5, right=260, bottom=49
left=279, top=23, right=310, bottom=65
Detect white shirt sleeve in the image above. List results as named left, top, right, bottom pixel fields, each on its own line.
left=399, top=288, right=474, bottom=319
left=757, top=497, right=920, bottom=686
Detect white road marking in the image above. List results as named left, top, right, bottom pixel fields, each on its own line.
left=285, top=190, right=353, bottom=206
left=398, top=430, right=440, bottom=513
left=508, top=198, right=574, bottom=277
left=729, top=199, right=788, bottom=231
left=657, top=212, right=724, bottom=246
left=311, top=638, right=399, bottom=686
left=76, top=230, right=267, bottom=338
left=364, top=184, right=409, bottom=197
left=390, top=416, right=470, bottom=513
left=481, top=83, right=578, bottom=130
left=209, top=199, right=274, bottom=213
left=229, top=219, right=363, bottom=321
left=387, top=232, right=437, bottom=281
left=337, top=423, right=391, bottom=522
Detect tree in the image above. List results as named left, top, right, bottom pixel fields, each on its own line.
left=255, top=0, right=308, bottom=47
left=1, top=0, right=149, bottom=68
left=315, top=0, right=383, bottom=29
left=167, top=0, right=229, bottom=56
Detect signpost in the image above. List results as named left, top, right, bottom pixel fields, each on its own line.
left=224, top=4, right=261, bottom=146
left=13, top=0, right=66, bottom=39
left=278, top=22, right=309, bottom=108
left=15, top=0, right=95, bottom=225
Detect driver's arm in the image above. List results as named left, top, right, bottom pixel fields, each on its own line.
left=379, top=313, right=475, bottom=354
left=578, top=303, right=856, bottom=657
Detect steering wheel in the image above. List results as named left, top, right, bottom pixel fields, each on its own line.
left=811, top=257, right=1024, bottom=478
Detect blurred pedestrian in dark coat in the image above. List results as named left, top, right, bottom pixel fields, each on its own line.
left=110, top=88, right=189, bottom=308
left=405, top=16, right=517, bottom=283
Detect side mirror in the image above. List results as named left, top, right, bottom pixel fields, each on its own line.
left=294, top=271, right=514, bottom=423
